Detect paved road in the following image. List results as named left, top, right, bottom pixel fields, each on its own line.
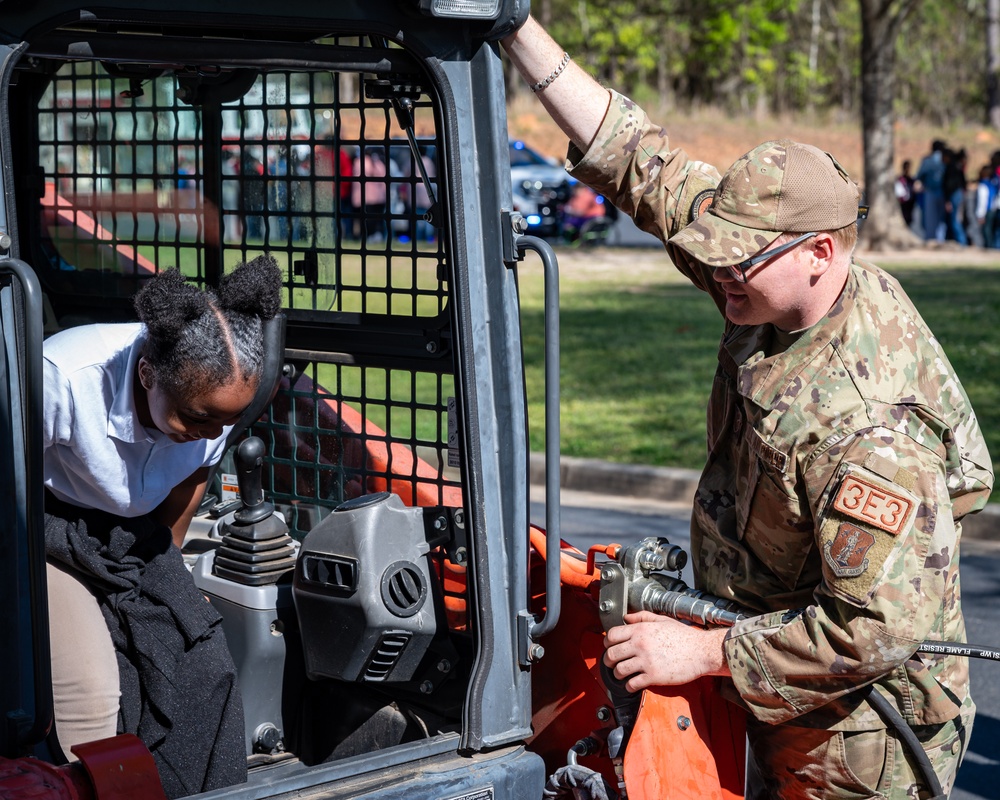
left=531, top=487, right=1000, bottom=799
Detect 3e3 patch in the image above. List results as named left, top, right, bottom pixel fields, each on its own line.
left=832, top=472, right=915, bottom=535
left=820, top=464, right=919, bottom=606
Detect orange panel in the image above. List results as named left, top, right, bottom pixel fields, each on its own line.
left=529, top=532, right=746, bottom=799
left=623, top=680, right=746, bottom=800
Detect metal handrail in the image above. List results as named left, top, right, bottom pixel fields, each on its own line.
left=0, top=257, right=50, bottom=748
left=516, top=235, right=561, bottom=639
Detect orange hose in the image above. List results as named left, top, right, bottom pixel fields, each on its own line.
left=529, top=526, right=617, bottom=591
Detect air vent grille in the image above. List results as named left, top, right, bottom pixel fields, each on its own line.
left=302, top=554, right=358, bottom=595
left=362, top=632, right=412, bottom=681
left=380, top=561, right=427, bottom=617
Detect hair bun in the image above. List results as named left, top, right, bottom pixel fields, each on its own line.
left=217, top=254, right=283, bottom=321
left=134, top=268, right=209, bottom=339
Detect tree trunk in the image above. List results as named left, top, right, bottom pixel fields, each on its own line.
left=989, top=0, right=1000, bottom=128
left=658, top=52, right=671, bottom=107
left=858, top=0, right=922, bottom=251
left=807, top=0, right=821, bottom=112
left=540, top=0, right=552, bottom=30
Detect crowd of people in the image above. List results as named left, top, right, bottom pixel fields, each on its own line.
left=222, top=141, right=437, bottom=246
left=897, top=139, right=1000, bottom=247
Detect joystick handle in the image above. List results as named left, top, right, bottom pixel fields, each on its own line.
left=234, top=436, right=273, bottom=524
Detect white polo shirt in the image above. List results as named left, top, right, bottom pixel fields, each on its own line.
left=43, top=323, right=231, bottom=517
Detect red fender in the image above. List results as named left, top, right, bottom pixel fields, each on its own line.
left=623, top=680, right=745, bottom=800
left=0, top=756, right=86, bottom=800
left=71, top=735, right=167, bottom=800
left=0, top=735, right=165, bottom=800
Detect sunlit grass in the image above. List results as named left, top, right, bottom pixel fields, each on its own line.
left=518, top=254, right=1000, bottom=482
left=120, top=236, right=1000, bottom=481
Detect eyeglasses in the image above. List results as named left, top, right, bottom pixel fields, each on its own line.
left=721, top=231, right=817, bottom=283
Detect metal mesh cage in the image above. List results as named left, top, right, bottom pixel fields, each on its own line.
left=29, top=38, right=462, bottom=540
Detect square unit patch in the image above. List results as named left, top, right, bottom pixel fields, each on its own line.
left=832, top=471, right=915, bottom=536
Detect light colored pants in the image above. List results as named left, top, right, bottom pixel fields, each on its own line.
left=46, top=560, right=120, bottom=760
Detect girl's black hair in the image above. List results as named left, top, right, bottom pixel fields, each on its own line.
left=134, top=254, right=283, bottom=399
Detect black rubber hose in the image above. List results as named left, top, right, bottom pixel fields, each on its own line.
left=918, top=641, right=1000, bottom=661
left=864, top=687, right=946, bottom=799
left=860, top=639, right=988, bottom=798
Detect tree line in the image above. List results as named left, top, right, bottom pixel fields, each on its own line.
left=507, top=0, right=1000, bottom=248
left=514, top=0, right=995, bottom=128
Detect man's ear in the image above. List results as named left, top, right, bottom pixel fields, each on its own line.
left=808, top=232, right=836, bottom=276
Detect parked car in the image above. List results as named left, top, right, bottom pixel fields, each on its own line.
left=509, top=139, right=573, bottom=237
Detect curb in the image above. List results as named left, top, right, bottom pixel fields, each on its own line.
left=530, top=452, right=698, bottom=504
left=530, top=452, right=998, bottom=541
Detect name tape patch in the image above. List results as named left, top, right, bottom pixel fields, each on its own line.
left=833, top=473, right=913, bottom=536
left=748, top=428, right=788, bottom=473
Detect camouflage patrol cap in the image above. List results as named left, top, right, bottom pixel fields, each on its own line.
left=668, top=139, right=861, bottom=269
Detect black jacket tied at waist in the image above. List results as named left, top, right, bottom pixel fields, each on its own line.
left=44, top=492, right=246, bottom=798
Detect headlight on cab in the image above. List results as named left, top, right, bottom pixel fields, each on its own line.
left=418, top=0, right=501, bottom=18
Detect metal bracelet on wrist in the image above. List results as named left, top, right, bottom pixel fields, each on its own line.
left=530, top=52, right=571, bottom=93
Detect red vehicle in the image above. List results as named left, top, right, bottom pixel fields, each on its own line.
left=0, top=2, right=745, bottom=798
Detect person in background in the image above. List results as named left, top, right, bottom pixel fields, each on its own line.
left=351, top=147, right=388, bottom=242
left=290, top=142, right=313, bottom=243
left=266, top=144, right=289, bottom=242
left=313, top=139, right=356, bottom=242
left=502, top=15, right=992, bottom=799
left=894, top=159, right=916, bottom=227
left=339, top=145, right=355, bottom=239
left=221, top=146, right=242, bottom=243
left=560, top=182, right=606, bottom=241
left=240, top=148, right=267, bottom=241
left=969, top=165, right=993, bottom=248
left=915, top=139, right=947, bottom=241
left=943, top=147, right=968, bottom=245
left=986, top=151, right=1000, bottom=248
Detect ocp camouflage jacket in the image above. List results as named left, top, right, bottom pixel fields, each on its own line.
left=567, top=91, right=994, bottom=730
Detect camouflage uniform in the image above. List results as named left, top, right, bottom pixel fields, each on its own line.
left=568, top=92, right=994, bottom=798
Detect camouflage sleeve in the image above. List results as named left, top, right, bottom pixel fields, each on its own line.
left=565, top=91, right=721, bottom=291
left=723, top=428, right=967, bottom=725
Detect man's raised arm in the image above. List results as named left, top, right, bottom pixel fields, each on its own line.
left=501, top=16, right=611, bottom=153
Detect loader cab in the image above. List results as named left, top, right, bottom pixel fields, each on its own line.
left=0, top=1, right=545, bottom=796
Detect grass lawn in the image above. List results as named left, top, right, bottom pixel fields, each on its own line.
left=517, top=248, right=1000, bottom=484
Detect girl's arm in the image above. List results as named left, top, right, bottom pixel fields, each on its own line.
left=155, top=465, right=211, bottom=548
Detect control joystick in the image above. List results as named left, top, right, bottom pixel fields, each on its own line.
left=212, top=436, right=297, bottom=586
left=233, top=435, right=273, bottom=525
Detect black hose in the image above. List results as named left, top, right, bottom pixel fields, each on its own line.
left=918, top=641, right=1000, bottom=661
left=863, top=687, right=946, bottom=799
left=837, top=641, right=987, bottom=798
left=542, top=764, right=617, bottom=800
